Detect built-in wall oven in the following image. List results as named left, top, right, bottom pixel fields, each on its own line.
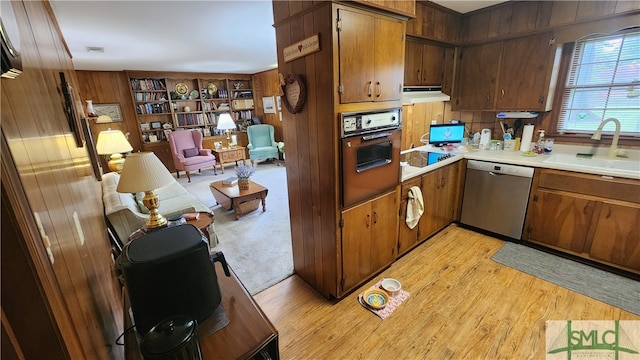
left=341, top=109, right=401, bottom=208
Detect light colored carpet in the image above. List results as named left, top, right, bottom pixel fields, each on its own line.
left=492, top=242, right=640, bottom=315
left=175, top=161, right=294, bottom=295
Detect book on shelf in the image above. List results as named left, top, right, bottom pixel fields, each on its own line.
left=222, top=177, right=238, bottom=186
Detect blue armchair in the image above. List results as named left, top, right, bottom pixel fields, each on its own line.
left=247, top=124, right=279, bottom=164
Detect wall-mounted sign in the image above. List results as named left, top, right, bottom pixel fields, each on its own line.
left=283, top=34, right=320, bottom=63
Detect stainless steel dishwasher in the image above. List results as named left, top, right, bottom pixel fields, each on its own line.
left=460, top=160, right=534, bottom=240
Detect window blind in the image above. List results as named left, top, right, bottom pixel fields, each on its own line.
left=558, top=28, right=640, bottom=135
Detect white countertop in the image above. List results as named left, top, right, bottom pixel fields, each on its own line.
left=401, top=144, right=640, bottom=182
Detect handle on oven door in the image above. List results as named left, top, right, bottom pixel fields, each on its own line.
left=356, top=159, right=392, bottom=173
left=361, top=132, right=391, bottom=141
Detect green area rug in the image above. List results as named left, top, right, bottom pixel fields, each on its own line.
left=491, top=242, right=640, bottom=315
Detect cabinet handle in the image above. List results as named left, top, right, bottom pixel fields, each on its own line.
left=501, top=89, right=505, bottom=98
left=373, top=211, right=378, bottom=224
left=366, top=214, right=370, bottom=228
left=486, top=93, right=490, bottom=100
left=376, top=82, right=381, bottom=97
left=367, top=81, right=372, bottom=97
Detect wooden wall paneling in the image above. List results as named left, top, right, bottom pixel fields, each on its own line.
left=76, top=71, right=142, bottom=153
left=509, top=1, right=539, bottom=34
left=576, top=1, right=617, bottom=21
left=535, top=1, right=554, bottom=29
left=615, top=1, right=640, bottom=13
left=1, top=1, right=122, bottom=358
left=549, top=1, right=579, bottom=27
left=252, top=69, right=284, bottom=141
left=465, top=10, right=491, bottom=42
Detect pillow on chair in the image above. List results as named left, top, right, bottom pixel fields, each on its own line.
left=183, top=148, right=199, bottom=158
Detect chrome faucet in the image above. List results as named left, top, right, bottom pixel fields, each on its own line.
left=591, top=117, right=621, bottom=158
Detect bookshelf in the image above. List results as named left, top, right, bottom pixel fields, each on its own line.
left=128, top=74, right=255, bottom=145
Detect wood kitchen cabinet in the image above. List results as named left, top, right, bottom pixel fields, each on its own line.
left=455, top=32, right=555, bottom=111
left=524, top=169, right=640, bottom=274
left=398, top=161, right=463, bottom=256
left=341, top=189, right=399, bottom=294
left=143, top=142, right=175, bottom=172
left=404, top=39, right=446, bottom=87
left=337, top=7, right=405, bottom=104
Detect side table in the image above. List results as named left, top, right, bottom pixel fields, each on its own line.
left=212, top=146, right=246, bottom=174
left=184, top=212, right=216, bottom=249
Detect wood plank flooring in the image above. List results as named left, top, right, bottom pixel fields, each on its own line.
left=254, top=224, right=640, bottom=359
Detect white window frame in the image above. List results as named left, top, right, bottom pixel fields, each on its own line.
left=558, top=28, right=640, bottom=136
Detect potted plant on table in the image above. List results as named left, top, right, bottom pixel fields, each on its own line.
left=235, top=164, right=255, bottom=190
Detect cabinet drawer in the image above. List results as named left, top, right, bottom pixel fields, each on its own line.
left=537, top=169, right=640, bottom=204
left=221, top=150, right=242, bottom=161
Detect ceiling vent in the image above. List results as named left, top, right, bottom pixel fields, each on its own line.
left=86, top=46, right=104, bottom=53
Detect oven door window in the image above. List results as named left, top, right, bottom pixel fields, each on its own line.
left=356, top=141, right=392, bottom=172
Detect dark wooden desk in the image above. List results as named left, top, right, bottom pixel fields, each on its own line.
left=124, top=262, right=279, bottom=359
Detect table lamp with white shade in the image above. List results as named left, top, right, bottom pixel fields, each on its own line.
left=116, top=152, right=175, bottom=230
left=96, top=128, right=133, bottom=173
left=216, top=113, right=236, bottom=148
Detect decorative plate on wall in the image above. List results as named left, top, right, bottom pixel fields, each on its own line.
left=175, top=82, right=189, bottom=95
left=206, top=83, right=218, bottom=96
left=279, top=73, right=306, bottom=114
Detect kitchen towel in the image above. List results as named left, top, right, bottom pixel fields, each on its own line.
left=406, top=186, right=424, bottom=229
left=519, top=124, right=535, bottom=152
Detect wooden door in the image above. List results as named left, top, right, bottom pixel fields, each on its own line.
left=443, top=47, right=456, bottom=95
left=373, top=16, right=404, bottom=101
left=589, top=201, right=640, bottom=271
left=370, top=191, right=399, bottom=270
left=524, top=189, right=594, bottom=253
left=496, top=32, right=554, bottom=111
left=338, top=9, right=375, bottom=103
left=341, top=201, right=373, bottom=292
left=455, top=42, right=501, bottom=110
left=421, top=44, right=445, bottom=86
left=404, top=40, right=423, bottom=86
left=398, top=178, right=422, bottom=255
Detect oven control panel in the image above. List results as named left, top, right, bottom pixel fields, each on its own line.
left=341, top=109, right=401, bottom=137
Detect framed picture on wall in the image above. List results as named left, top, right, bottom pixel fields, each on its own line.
left=262, top=96, right=276, bottom=114
left=150, top=121, right=162, bottom=129
left=94, top=103, right=123, bottom=123
left=276, top=96, right=282, bottom=111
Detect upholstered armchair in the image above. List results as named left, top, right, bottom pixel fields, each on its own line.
left=168, top=130, right=216, bottom=182
left=247, top=124, right=278, bottom=164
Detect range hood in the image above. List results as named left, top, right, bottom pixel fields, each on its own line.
left=402, top=86, right=450, bottom=105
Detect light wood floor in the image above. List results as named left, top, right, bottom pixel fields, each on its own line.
left=254, top=224, right=640, bottom=359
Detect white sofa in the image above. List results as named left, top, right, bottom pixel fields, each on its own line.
left=101, top=172, right=217, bottom=244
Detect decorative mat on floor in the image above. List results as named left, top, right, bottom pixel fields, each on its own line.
left=358, top=279, right=410, bottom=320
left=492, top=242, right=640, bottom=315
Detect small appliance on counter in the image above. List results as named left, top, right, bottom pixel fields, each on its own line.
left=117, top=224, right=231, bottom=335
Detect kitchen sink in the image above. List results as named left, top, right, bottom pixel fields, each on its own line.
left=543, top=153, right=640, bottom=174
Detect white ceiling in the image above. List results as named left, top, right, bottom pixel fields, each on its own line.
left=49, top=1, right=507, bottom=75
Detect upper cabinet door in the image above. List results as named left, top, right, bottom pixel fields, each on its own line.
left=338, top=8, right=404, bottom=103
left=455, top=42, right=502, bottom=111
left=496, top=32, right=555, bottom=111
left=404, top=40, right=423, bottom=86
left=338, top=9, right=376, bottom=103
left=373, top=16, right=405, bottom=102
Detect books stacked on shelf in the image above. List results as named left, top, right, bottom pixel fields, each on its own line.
left=133, top=92, right=167, bottom=101
left=232, top=99, right=254, bottom=109
left=233, top=91, right=253, bottom=98
left=176, top=113, right=205, bottom=127
left=136, top=103, right=169, bottom=115
left=203, top=102, right=218, bottom=111
left=131, top=78, right=166, bottom=91
left=205, top=113, right=218, bottom=126
left=232, top=110, right=253, bottom=120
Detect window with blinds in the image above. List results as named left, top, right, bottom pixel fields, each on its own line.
left=558, top=28, right=640, bottom=135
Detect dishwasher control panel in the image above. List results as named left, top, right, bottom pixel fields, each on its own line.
left=466, top=160, right=534, bottom=178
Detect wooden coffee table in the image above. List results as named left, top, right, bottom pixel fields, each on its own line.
left=210, top=180, right=268, bottom=220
